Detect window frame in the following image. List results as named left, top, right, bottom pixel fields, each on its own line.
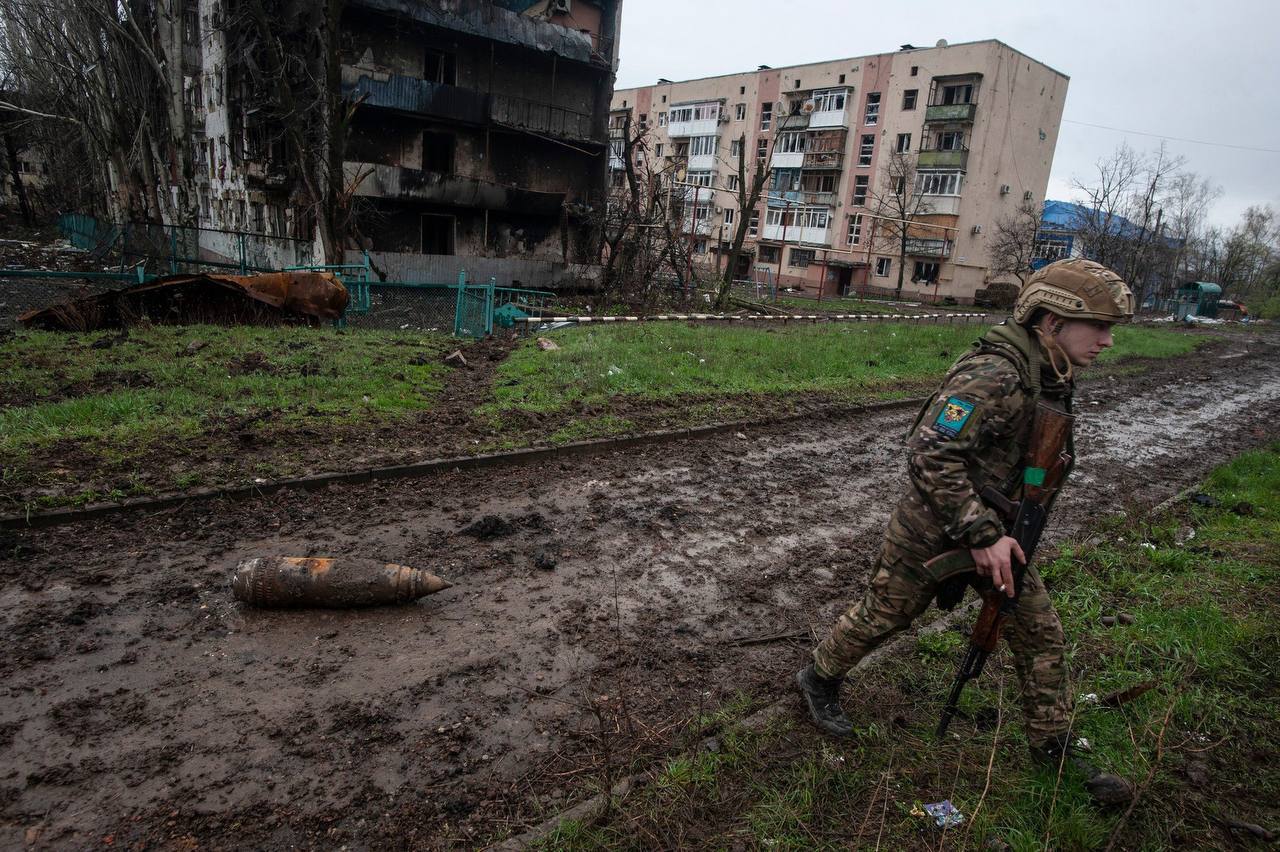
left=858, top=134, right=875, bottom=167
left=846, top=213, right=863, bottom=247
left=863, top=92, right=881, bottom=126
left=875, top=257, right=891, bottom=277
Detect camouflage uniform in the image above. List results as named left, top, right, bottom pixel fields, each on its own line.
left=812, top=320, right=1073, bottom=747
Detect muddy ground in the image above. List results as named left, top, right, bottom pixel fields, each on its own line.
left=2, top=334, right=1279, bottom=849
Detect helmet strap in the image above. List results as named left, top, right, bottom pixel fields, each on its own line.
left=1034, top=325, right=1074, bottom=384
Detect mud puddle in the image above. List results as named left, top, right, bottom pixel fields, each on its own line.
left=1, top=334, right=1278, bottom=848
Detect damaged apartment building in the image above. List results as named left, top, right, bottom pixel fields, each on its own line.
left=191, top=0, right=621, bottom=285
left=611, top=40, right=1067, bottom=303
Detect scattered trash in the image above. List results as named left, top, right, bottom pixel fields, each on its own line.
left=734, top=432, right=748, bottom=440
left=536, top=337, right=560, bottom=351
left=1075, top=737, right=1092, bottom=752
left=1139, top=542, right=1156, bottom=551
left=1080, top=692, right=1100, bottom=705
left=1189, top=492, right=1220, bottom=508
left=231, top=556, right=451, bottom=608
left=607, top=365, right=622, bottom=376
left=443, top=349, right=468, bottom=368
left=1231, top=501, right=1255, bottom=516
left=921, top=800, right=965, bottom=829
left=1175, top=526, right=1196, bottom=545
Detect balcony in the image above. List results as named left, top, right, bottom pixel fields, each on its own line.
left=905, top=238, right=953, bottom=258
left=808, top=107, right=847, bottom=129
left=802, top=150, right=844, bottom=169
left=770, top=151, right=805, bottom=169
left=342, top=67, right=488, bottom=125
left=688, top=152, right=717, bottom=170
left=917, top=147, right=969, bottom=170
left=346, top=161, right=564, bottom=215
left=800, top=190, right=837, bottom=206
left=762, top=222, right=830, bottom=246
left=778, top=113, right=811, bottom=131
left=668, top=116, right=721, bottom=138
left=682, top=219, right=714, bottom=236
left=924, top=102, right=977, bottom=123
left=490, top=92, right=597, bottom=144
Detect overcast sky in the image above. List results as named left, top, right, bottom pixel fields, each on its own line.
left=614, top=0, right=1280, bottom=229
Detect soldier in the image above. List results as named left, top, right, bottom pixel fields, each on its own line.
left=795, top=259, right=1136, bottom=805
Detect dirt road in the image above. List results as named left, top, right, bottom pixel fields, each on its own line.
left=3, top=333, right=1279, bottom=849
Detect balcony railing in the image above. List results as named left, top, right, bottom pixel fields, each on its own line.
left=345, top=161, right=564, bottom=215
left=924, top=102, right=977, bottom=123
left=778, top=113, right=811, bottom=131
left=342, top=69, right=488, bottom=125
left=904, top=238, right=953, bottom=258
left=490, top=92, right=596, bottom=143
left=802, top=150, right=843, bottom=169
left=916, top=147, right=969, bottom=170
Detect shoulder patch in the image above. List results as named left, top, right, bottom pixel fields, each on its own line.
left=933, top=396, right=975, bottom=439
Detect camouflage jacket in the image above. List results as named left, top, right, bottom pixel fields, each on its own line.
left=885, top=321, right=1073, bottom=565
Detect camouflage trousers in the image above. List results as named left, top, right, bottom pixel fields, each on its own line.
left=812, top=539, right=1072, bottom=747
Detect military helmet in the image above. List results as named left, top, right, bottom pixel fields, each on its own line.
left=1013, top=259, right=1134, bottom=324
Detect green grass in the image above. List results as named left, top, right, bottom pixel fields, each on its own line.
left=0, top=324, right=449, bottom=507
left=490, top=322, right=1203, bottom=421
left=528, top=444, right=1280, bottom=851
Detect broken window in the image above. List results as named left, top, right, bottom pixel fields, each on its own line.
left=723, top=208, right=735, bottom=224
left=853, top=175, right=869, bottom=206
left=654, top=142, right=664, bottom=157
left=936, top=131, right=965, bottom=151
left=424, top=49, right=457, bottom=85
left=863, top=92, right=880, bottom=125
left=902, top=89, right=918, bottom=110
left=689, top=136, right=716, bottom=156
left=760, top=103, right=772, bottom=131
left=730, top=139, right=741, bottom=158
left=421, top=214, right=454, bottom=255
left=251, top=202, right=265, bottom=233
left=913, top=261, right=940, bottom=283
left=658, top=112, right=667, bottom=126
left=687, top=170, right=714, bottom=187
left=777, top=132, right=807, bottom=153
left=811, top=89, right=847, bottom=112
left=875, top=257, right=891, bottom=277
left=756, top=139, right=768, bottom=160
left=669, top=107, right=692, bottom=123
left=915, top=170, right=963, bottom=195
left=748, top=209, right=760, bottom=237
left=942, top=84, right=974, bottom=105
left=846, top=213, right=863, bottom=246
left=735, top=103, right=746, bottom=120
left=896, top=133, right=911, bottom=153
left=422, top=132, right=455, bottom=173
left=726, top=174, right=739, bottom=191
left=271, top=205, right=287, bottom=236
left=858, top=134, right=874, bottom=167
left=789, top=248, right=814, bottom=267
left=758, top=245, right=778, bottom=263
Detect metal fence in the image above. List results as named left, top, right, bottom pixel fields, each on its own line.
left=57, top=213, right=318, bottom=276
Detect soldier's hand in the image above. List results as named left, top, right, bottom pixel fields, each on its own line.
left=970, top=536, right=1025, bottom=597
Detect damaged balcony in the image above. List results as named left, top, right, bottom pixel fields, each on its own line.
left=343, top=67, right=602, bottom=145
left=905, top=238, right=953, bottom=258
left=917, top=145, right=970, bottom=170
left=343, top=67, right=488, bottom=125
left=346, top=162, right=565, bottom=216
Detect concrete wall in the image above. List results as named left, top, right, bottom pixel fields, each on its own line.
left=352, top=249, right=602, bottom=289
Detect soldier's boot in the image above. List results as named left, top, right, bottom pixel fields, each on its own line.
left=795, top=664, right=854, bottom=737
left=1029, top=736, right=1135, bottom=805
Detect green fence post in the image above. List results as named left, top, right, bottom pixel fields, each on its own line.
left=453, top=270, right=467, bottom=337
left=169, top=226, right=179, bottom=274
left=486, top=276, right=496, bottom=336
left=120, top=222, right=128, bottom=274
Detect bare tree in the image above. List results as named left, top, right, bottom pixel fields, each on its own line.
left=866, top=150, right=932, bottom=299
left=987, top=199, right=1042, bottom=286
left=714, top=132, right=771, bottom=310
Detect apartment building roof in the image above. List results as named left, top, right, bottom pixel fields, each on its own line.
left=614, top=39, right=1069, bottom=93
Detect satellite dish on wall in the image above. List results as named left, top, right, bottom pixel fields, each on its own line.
left=936, top=38, right=949, bottom=47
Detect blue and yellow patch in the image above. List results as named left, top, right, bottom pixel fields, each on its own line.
left=933, top=396, right=975, bottom=439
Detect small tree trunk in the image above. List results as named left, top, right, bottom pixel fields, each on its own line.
left=3, top=133, right=36, bottom=225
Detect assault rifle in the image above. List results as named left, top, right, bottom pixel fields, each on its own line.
left=930, top=401, right=1074, bottom=738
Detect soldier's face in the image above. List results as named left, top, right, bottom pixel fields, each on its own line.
left=1048, top=319, right=1115, bottom=367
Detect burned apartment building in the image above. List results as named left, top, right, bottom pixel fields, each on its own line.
left=191, top=0, right=620, bottom=284
left=612, top=40, right=1067, bottom=303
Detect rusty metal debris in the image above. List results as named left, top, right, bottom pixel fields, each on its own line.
left=18, top=271, right=349, bottom=331
left=231, top=556, right=451, bottom=608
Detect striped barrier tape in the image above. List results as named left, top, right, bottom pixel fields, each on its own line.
left=515, top=312, right=989, bottom=323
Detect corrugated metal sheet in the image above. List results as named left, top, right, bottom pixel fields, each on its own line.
left=342, top=72, right=488, bottom=125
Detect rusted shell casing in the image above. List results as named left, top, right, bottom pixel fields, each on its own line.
left=231, top=556, right=451, bottom=608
